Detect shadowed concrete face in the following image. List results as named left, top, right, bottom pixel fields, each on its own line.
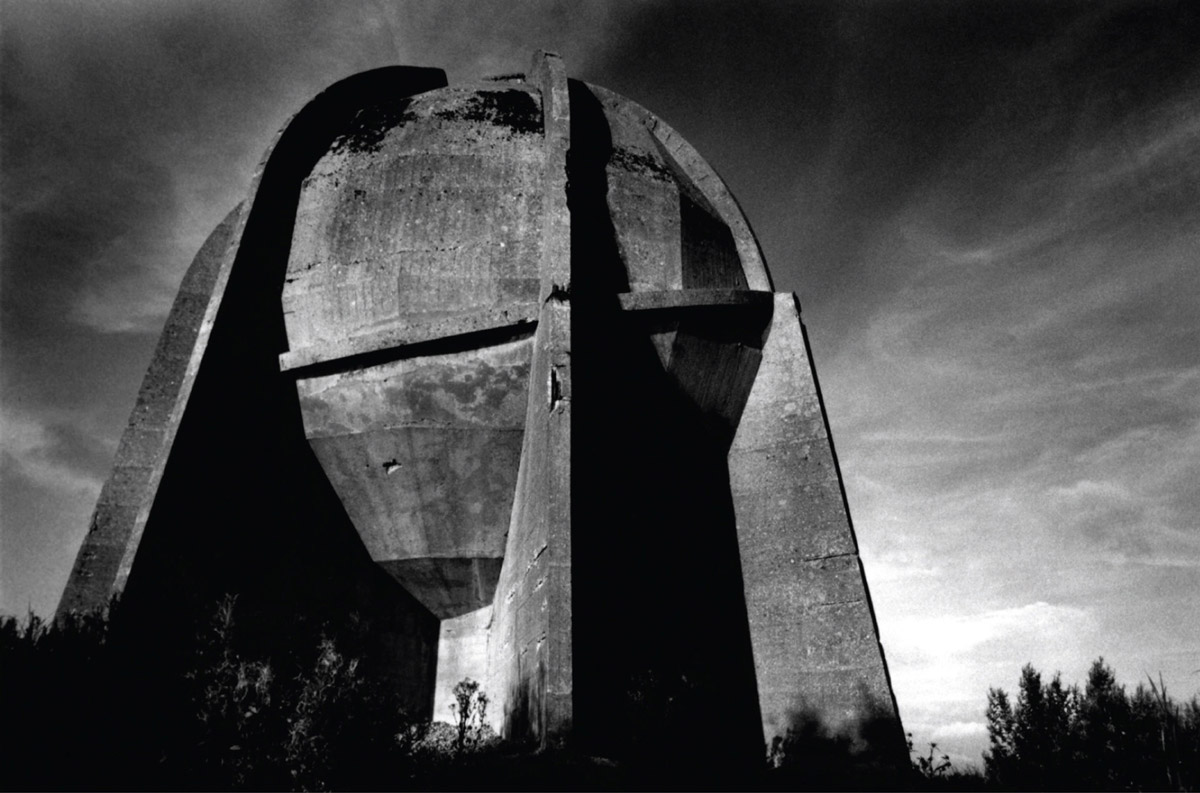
left=60, top=53, right=905, bottom=769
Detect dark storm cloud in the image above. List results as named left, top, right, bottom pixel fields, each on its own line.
left=1, top=1, right=405, bottom=336
left=588, top=0, right=1200, bottom=349
left=586, top=1, right=1061, bottom=290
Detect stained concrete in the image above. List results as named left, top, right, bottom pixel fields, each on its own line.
left=283, top=84, right=545, bottom=349
left=486, top=53, right=575, bottom=748
left=59, top=53, right=904, bottom=769
left=295, top=340, right=531, bottom=618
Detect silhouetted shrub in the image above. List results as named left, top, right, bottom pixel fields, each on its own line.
left=985, top=658, right=1200, bottom=791
left=906, top=734, right=987, bottom=791
left=2, top=595, right=458, bottom=791
left=766, top=697, right=910, bottom=791
left=38, top=598, right=1200, bottom=790
left=0, top=598, right=126, bottom=790
left=449, top=677, right=493, bottom=755
left=169, top=594, right=431, bottom=790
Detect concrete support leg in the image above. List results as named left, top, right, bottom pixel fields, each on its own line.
left=729, top=293, right=903, bottom=756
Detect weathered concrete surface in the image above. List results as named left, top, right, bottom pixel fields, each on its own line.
left=278, top=303, right=538, bottom=373
left=487, top=51, right=574, bottom=748
left=283, top=84, right=545, bottom=349
left=487, top=300, right=572, bottom=746
left=582, top=83, right=751, bottom=294
left=729, top=293, right=902, bottom=751
left=58, top=64, right=450, bottom=620
left=294, top=339, right=531, bottom=618
left=279, top=55, right=576, bottom=745
left=587, top=84, right=772, bottom=292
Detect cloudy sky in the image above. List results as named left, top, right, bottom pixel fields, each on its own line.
left=3, top=0, right=1199, bottom=765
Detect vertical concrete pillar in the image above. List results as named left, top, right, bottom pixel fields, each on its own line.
left=487, top=51, right=574, bottom=747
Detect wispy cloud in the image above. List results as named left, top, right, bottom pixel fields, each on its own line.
left=932, top=721, right=987, bottom=740
left=0, top=406, right=112, bottom=615
left=0, top=408, right=109, bottom=496
left=887, top=602, right=1099, bottom=669
left=884, top=602, right=1100, bottom=765
left=816, top=12, right=1200, bottom=765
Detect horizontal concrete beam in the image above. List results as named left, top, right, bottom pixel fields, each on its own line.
left=617, top=288, right=774, bottom=313
left=281, top=290, right=773, bottom=377
left=279, top=302, right=539, bottom=374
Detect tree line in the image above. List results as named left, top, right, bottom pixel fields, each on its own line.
left=3, top=597, right=1197, bottom=790
left=982, top=658, right=1199, bottom=790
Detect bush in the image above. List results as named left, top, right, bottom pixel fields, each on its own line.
left=985, top=658, right=1200, bottom=791
left=765, top=700, right=911, bottom=790
left=0, top=599, right=126, bottom=790
left=175, top=594, right=425, bottom=790
left=906, top=734, right=987, bottom=791
left=0, top=595, right=455, bottom=790
left=449, top=678, right=494, bottom=755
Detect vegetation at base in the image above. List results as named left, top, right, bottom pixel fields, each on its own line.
left=899, top=657, right=1200, bottom=791
left=4, top=599, right=1197, bottom=790
left=765, top=700, right=911, bottom=790
left=179, top=594, right=426, bottom=790
left=905, top=735, right=987, bottom=791
left=1, top=599, right=127, bottom=790
left=2, top=596, right=395, bottom=790
left=0, top=595, right=902, bottom=791
left=984, top=658, right=1200, bottom=791
left=449, top=677, right=492, bottom=754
